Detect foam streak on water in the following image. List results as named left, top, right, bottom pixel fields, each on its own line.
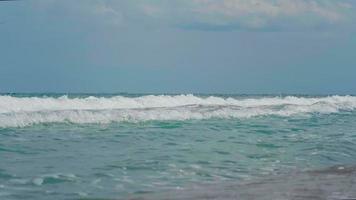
left=0, top=95, right=356, bottom=127
left=1, top=94, right=356, bottom=199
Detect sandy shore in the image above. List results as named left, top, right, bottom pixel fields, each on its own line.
left=125, top=166, right=356, bottom=200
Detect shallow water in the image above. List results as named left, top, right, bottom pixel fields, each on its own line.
left=133, top=166, right=356, bottom=200
left=1, top=94, right=356, bottom=199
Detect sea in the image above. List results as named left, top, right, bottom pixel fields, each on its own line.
left=1, top=93, right=356, bottom=200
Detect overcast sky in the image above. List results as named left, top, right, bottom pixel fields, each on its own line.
left=0, top=0, right=355, bottom=94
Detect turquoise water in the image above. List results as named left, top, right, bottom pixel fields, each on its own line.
left=1, top=94, right=356, bottom=199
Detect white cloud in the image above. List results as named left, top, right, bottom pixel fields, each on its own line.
left=33, top=0, right=354, bottom=30
left=190, top=0, right=352, bottom=28
left=92, top=2, right=124, bottom=25
left=141, top=4, right=163, bottom=17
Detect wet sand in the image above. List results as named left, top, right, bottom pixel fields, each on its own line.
left=127, top=166, right=356, bottom=200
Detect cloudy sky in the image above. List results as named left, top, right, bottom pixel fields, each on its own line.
left=0, top=0, right=355, bottom=94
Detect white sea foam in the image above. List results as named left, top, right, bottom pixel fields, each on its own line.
left=0, top=95, right=355, bottom=127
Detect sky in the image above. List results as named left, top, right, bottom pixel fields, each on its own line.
left=0, top=0, right=356, bottom=94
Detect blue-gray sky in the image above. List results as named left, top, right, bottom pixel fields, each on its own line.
left=0, top=0, right=355, bottom=94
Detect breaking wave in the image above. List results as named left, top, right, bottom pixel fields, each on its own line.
left=0, top=95, right=356, bottom=127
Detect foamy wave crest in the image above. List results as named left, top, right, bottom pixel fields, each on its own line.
left=0, top=95, right=356, bottom=127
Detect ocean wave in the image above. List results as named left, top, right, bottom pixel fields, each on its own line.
left=0, top=95, right=356, bottom=127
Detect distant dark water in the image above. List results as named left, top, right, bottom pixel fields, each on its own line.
left=1, top=94, right=356, bottom=199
